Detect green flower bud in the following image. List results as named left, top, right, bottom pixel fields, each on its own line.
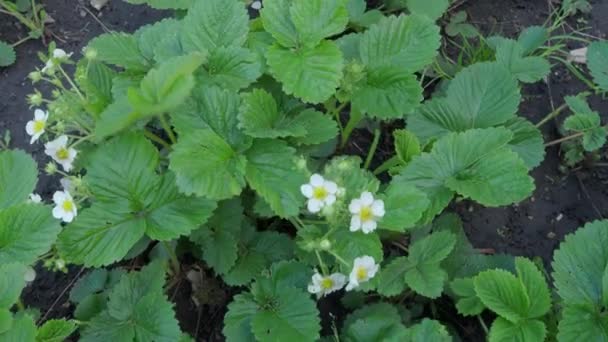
left=45, top=162, right=58, bottom=175
left=27, top=92, right=43, bottom=106
left=28, top=71, right=42, bottom=83
left=84, top=47, right=98, bottom=60
left=319, top=239, right=331, bottom=251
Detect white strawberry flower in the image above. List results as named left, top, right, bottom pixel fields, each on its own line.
left=25, top=109, right=49, bottom=144
left=44, top=135, right=77, bottom=172
left=251, top=1, right=262, bottom=10
left=349, top=192, right=385, bottom=234
left=300, top=174, right=338, bottom=213
left=307, top=271, right=346, bottom=298
left=52, top=190, right=77, bottom=223
left=42, top=48, right=72, bottom=73
left=28, top=193, right=42, bottom=203
left=346, top=256, right=379, bottom=291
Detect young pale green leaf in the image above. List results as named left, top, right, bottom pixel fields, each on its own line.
left=394, top=129, right=421, bottom=164
left=0, top=205, right=61, bottom=265
left=514, top=257, right=551, bottom=318
left=135, top=19, right=181, bottom=61
left=552, top=220, right=608, bottom=307
left=88, top=33, right=149, bottom=71
left=250, top=286, right=321, bottom=342
left=290, top=0, right=349, bottom=47
left=180, top=0, right=249, bottom=53
left=557, top=304, right=608, bottom=342
left=245, top=139, right=307, bottom=218
left=494, top=39, right=551, bottom=83
left=0, top=41, right=16, bottom=67
left=0, top=150, right=37, bottom=209
left=260, top=0, right=298, bottom=48
left=36, top=319, right=77, bottom=342
left=223, top=293, right=258, bottom=342
left=359, top=14, right=440, bottom=72
left=405, top=263, right=448, bottom=299
left=405, top=0, right=449, bottom=20
left=517, top=26, right=549, bottom=55
left=409, top=231, right=457, bottom=268
left=0, top=263, right=26, bottom=308
left=128, top=53, right=204, bottom=116
left=351, top=65, right=423, bottom=119
left=474, top=269, right=530, bottom=323
left=200, top=46, right=262, bottom=90
left=379, top=182, right=429, bottom=231
left=238, top=89, right=307, bottom=138
left=125, top=0, right=191, bottom=9
left=404, top=319, right=452, bottom=342
left=505, top=118, right=545, bottom=169
left=0, top=314, right=36, bottom=342
left=267, top=41, right=343, bottom=104
left=587, top=41, right=608, bottom=91
left=565, top=94, right=594, bottom=114
left=450, top=278, right=485, bottom=316
left=489, top=318, right=546, bottom=342
left=583, top=127, right=608, bottom=152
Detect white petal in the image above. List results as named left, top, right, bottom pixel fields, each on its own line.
left=372, top=200, right=385, bottom=217
left=324, top=181, right=338, bottom=194
left=330, top=273, right=346, bottom=290
left=360, top=192, right=374, bottom=206
left=34, top=109, right=46, bottom=121
left=300, top=184, right=313, bottom=198
left=307, top=199, right=323, bottom=213
left=361, top=220, right=377, bottom=234
left=350, top=216, right=361, bottom=232
left=324, top=195, right=336, bottom=206
left=345, top=282, right=357, bottom=291
left=53, top=191, right=65, bottom=204
left=68, top=148, right=78, bottom=161
left=57, top=135, right=68, bottom=146
left=251, top=0, right=262, bottom=10
left=53, top=49, right=67, bottom=58
left=29, top=193, right=42, bottom=203
left=358, top=256, right=376, bottom=269
left=368, top=263, right=379, bottom=279
left=348, top=199, right=361, bottom=214
left=52, top=206, right=64, bottom=219
left=25, top=121, right=35, bottom=135
left=59, top=160, right=73, bottom=172
left=308, top=284, right=321, bottom=294
left=310, top=174, right=324, bottom=187
left=62, top=211, right=74, bottom=223
left=30, top=132, right=43, bottom=144
left=60, top=178, right=72, bottom=191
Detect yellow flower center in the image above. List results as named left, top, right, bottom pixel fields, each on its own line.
left=56, top=148, right=69, bottom=160
left=313, top=187, right=328, bottom=200
left=62, top=200, right=74, bottom=212
left=33, top=120, right=45, bottom=133
left=356, top=267, right=367, bottom=281
left=359, top=206, right=373, bottom=222
left=320, top=278, right=334, bottom=290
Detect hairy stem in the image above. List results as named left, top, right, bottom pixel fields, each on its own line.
left=363, top=128, right=381, bottom=170
left=341, top=108, right=363, bottom=148
left=544, top=131, right=585, bottom=147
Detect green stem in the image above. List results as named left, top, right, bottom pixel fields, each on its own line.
left=0, top=6, right=37, bottom=31
left=341, top=108, right=363, bottom=148
left=545, top=131, right=585, bottom=147
left=363, top=128, right=381, bottom=169
left=327, top=250, right=351, bottom=268
left=331, top=102, right=347, bottom=133
left=144, top=129, right=172, bottom=150
left=315, top=250, right=329, bottom=275
left=11, top=35, right=32, bottom=47
left=373, top=156, right=401, bottom=175
left=159, top=114, right=177, bottom=144
left=477, top=315, right=489, bottom=335
left=536, top=91, right=591, bottom=128
left=163, top=241, right=180, bottom=274
left=70, top=134, right=94, bottom=148
left=57, top=65, right=86, bottom=101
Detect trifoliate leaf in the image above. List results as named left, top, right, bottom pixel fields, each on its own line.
left=517, top=26, right=548, bottom=55
left=404, top=319, right=452, bottom=342
left=445, top=11, right=478, bottom=38
left=260, top=0, right=298, bottom=48
left=290, top=0, right=349, bottom=48
left=0, top=205, right=61, bottom=265
left=587, top=41, right=608, bottom=91
left=489, top=317, right=546, bottom=342
left=474, top=270, right=529, bottom=323
left=563, top=111, right=606, bottom=152
left=128, top=53, right=204, bottom=116
left=505, top=118, right=545, bottom=169
left=0, top=150, right=38, bottom=209
left=0, top=263, right=26, bottom=308
left=180, top=0, right=249, bottom=53
left=552, top=220, right=608, bottom=307
left=343, top=302, right=402, bottom=331
left=250, top=286, right=321, bottom=342
left=514, top=257, right=551, bottom=318
left=557, top=304, right=608, bottom=342
left=135, top=18, right=181, bottom=61
left=125, top=0, right=191, bottom=9
left=450, top=278, right=485, bottom=316
left=359, top=14, right=440, bottom=72
left=565, top=94, right=594, bottom=114
left=223, top=293, right=258, bottom=342
left=379, top=181, right=429, bottom=231
left=0, top=314, right=36, bottom=342
left=200, top=46, right=261, bottom=90
left=405, top=0, right=449, bottom=20
left=245, top=139, right=307, bottom=218
left=0, top=41, right=16, bottom=67
left=88, top=33, right=149, bottom=71
left=36, top=319, right=77, bottom=342
left=351, top=65, right=423, bottom=119
left=494, top=38, right=551, bottom=83
left=267, top=41, right=343, bottom=104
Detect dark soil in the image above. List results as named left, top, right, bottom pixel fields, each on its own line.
left=1, top=0, right=607, bottom=341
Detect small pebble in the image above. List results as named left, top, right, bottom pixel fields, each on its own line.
left=251, top=1, right=262, bottom=10
left=556, top=213, right=564, bottom=222
left=547, top=232, right=556, bottom=239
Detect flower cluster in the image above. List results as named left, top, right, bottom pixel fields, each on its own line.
left=301, top=174, right=385, bottom=294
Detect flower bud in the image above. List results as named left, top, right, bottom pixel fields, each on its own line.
left=27, top=92, right=43, bottom=106
left=319, top=239, right=331, bottom=251
left=28, top=71, right=42, bottom=83
left=45, top=162, right=58, bottom=175
left=84, top=47, right=98, bottom=60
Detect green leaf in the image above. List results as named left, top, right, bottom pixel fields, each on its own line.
left=514, top=257, right=551, bottom=318
left=74, top=294, right=106, bottom=321
left=223, top=293, right=258, bottom=342
left=180, top=0, right=248, bottom=53
left=376, top=257, right=409, bottom=297
left=0, top=314, right=36, bottom=342
left=505, top=118, right=545, bottom=169
left=290, top=0, right=349, bottom=47
left=404, top=319, right=451, bottom=342
left=489, top=317, right=546, bottom=342
left=587, top=41, right=608, bottom=91
left=0, top=205, right=61, bottom=265
left=200, top=46, right=261, bottom=90
left=250, top=286, right=320, bottom=342
left=558, top=304, right=608, bottom=342
left=552, top=220, right=608, bottom=307
left=125, top=0, right=191, bottom=9
left=287, top=109, right=339, bottom=146
left=267, top=41, right=343, bottom=104
left=517, top=26, right=548, bottom=55
left=0, top=263, right=26, bottom=307
left=261, top=0, right=298, bottom=48
left=245, top=139, right=307, bottom=218
left=36, top=319, right=77, bottom=342
left=0, top=150, right=38, bottom=209
left=405, top=0, right=449, bottom=20
left=0, top=41, right=16, bottom=67
left=88, top=33, right=149, bottom=71
left=494, top=39, right=551, bottom=83
left=359, top=14, right=440, bottom=72
left=335, top=33, right=362, bottom=62
left=451, top=278, right=485, bottom=316
left=351, top=65, right=423, bottom=119
left=394, top=129, right=421, bottom=164
left=238, top=89, right=307, bottom=138
left=128, top=54, right=204, bottom=116
left=323, top=156, right=380, bottom=205
left=332, top=230, right=383, bottom=273
left=343, top=302, right=402, bottom=331
left=135, top=18, right=181, bottom=61
left=565, top=94, right=594, bottom=114
left=474, top=269, right=529, bottom=323
left=379, top=181, right=429, bottom=231
left=69, top=269, right=109, bottom=303
left=584, top=127, right=608, bottom=152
